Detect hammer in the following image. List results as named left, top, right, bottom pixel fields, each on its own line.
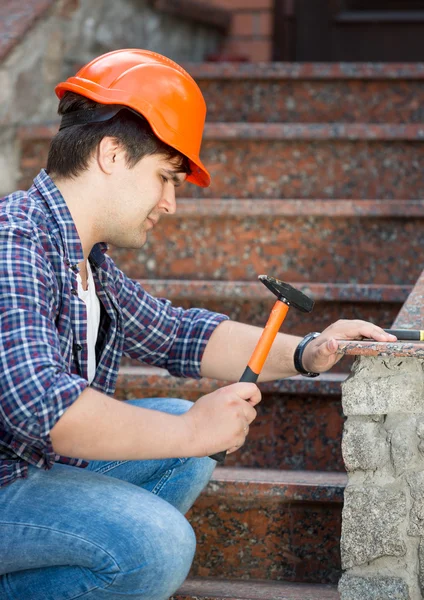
left=210, top=275, right=314, bottom=463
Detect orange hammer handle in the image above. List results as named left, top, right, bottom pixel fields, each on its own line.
left=209, top=299, right=290, bottom=462
left=248, top=300, right=289, bottom=375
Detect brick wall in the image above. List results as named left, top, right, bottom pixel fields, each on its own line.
left=196, top=0, right=274, bottom=61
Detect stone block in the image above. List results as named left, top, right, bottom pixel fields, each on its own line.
left=417, top=539, right=424, bottom=596
left=342, top=418, right=389, bottom=472
left=407, top=471, right=424, bottom=536
left=386, top=416, right=418, bottom=476
left=342, top=357, right=424, bottom=416
left=339, top=574, right=410, bottom=600
left=341, top=486, right=407, bottom=569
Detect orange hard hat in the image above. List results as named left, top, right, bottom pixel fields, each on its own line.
left=55, top=49, right=210, bottom=187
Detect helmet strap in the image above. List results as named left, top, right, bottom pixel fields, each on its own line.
left=59, top=105, right=139, bottom=130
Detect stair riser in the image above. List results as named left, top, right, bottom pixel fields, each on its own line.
left=18, top=138, right=424, bottom=200
left=115, top=386, right=344, bottom=471
left=125, top=293, right=400, bottom=341
left=188, top=488, right=342, bottom=583
left=111, top=216, right=424, bottom=285
left=118, top=297, right=398, bottom=374
left=198, top=79, right=424, bottom=123
left=224, top=393, right=344, bottom=472
left=179, top=140, right=423, bottom=200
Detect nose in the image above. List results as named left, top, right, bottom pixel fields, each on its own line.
left=160, top=182, right=177, bottom=215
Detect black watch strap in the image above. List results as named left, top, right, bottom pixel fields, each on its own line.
left=294, top=332, right=320, bottom=377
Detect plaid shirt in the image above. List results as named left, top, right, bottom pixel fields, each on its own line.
left=0, top=170, right=228, bottom=488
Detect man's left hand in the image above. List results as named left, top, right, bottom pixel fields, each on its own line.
left=301, top=320, right=397, bottom=374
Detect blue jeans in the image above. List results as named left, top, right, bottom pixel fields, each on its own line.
left=0, top=398, right=216, bottom=600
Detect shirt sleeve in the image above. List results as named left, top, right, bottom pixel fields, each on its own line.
left=107, top=257, right=229, bottom=379
left=0, top=222, right=89, bottom=471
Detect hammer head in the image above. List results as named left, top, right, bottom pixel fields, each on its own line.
left=259, top=275, right=314, bottom=313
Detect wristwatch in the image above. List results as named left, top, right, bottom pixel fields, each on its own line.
left=294, top=332, right=320, bottom=377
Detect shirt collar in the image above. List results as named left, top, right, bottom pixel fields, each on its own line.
left=33, top=169, right=107, bottom=267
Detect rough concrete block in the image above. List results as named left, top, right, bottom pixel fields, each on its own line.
left=386, top=416, right=418, bottom=476
left=342, top=357, right=424, bottom=416
left=339, top=574, right=410, bottom=600
left=342, top=418, right=389, bottom=472
left=341, top=486, right=407, bottom=569
left=407, top=471, right=424, bottom=536
left=417, top=539, right=424, bottom=596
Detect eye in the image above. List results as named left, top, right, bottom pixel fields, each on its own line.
left=161, top=174, right=169, bottom=184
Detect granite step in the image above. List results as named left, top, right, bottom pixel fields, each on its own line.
left=116, top=367, right=346, bottom=472
left=110, top=199, right=424, bottom=285
left=184, top=62, right=424, bottom=124
left=17, top=123, right=424, bottom=199
left=186, top=467, right=346, bottom=584
left=180, top=124, right=424, bottom=200
left=173, top=577, right=340, bottom=600
left=118, top=279, right=408, bottom=340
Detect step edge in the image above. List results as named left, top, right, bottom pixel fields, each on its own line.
left=116, top=367, right=347, bottom=397
left=172, top=198, right=424, bottom=218
left=175, top=576, right=340, bottom=600
left=202, top=123, right=424, bottom=141
left=17, top=122, right=424, bottom=141
left=135, top=280, right=411, bottom=303
left=212, top=466, right=347, bottom=487
left=182, top=62, right=424, bottom=81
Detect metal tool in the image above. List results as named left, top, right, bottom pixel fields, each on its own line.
left=210, top=275, right=314, bottom=463
left=384, top=329, right=424, bottom=341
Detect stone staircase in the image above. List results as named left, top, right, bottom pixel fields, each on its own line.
left=15, top=62, right=424, bottom=599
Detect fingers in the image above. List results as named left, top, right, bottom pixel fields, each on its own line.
left=324, top=320, right=398, bottom=343
left=227, top=423, right=250, bottom=455
left=233, top=382, right=262, bottom=406
left=356, top=323, right=397, bottom=342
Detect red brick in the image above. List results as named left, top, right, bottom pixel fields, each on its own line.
left=227, top=38, right=272, bottom=61
left=232, top=12, right=254, bottom=36
left=258, top=10, right=273, bottom=36
left=197, top=0, right=273, bottom=9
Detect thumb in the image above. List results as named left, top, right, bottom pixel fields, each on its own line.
left=307, top=337, right=339, bottom=371
left=325, top=338, right=339, bottom=354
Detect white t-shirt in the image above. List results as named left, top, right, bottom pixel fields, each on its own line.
left=76, top=261, right=100, bottom=384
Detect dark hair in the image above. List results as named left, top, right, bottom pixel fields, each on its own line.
left=46, top=92, right=191, bottom=179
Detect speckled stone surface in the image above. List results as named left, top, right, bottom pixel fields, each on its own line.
left=195, top=80, right=424, bottom=124
left=184, top=136, right=424, bottom=200
left=184, top=63, right=424, bottom=125
left=17, top=123, right=424, bottom=199
left=0, top=0, right=55, bottom=61
left=116, top=366, right=345, bottom=471
left=111, top=208, right=424, bottom=283
left=184, top=63, right=424, bottom=80
left=336, top=269, right=424, bottom=357
left=115, top=281, right=404, bottom=372
left=393, top=269, right=424, bottom=330
left=188, top=467, right=345, bottom=584
left=202, top=123, right=424, bottom=140
left=223, top=392, right=345, bottom=472
left=337, top=340, right=424, bottom=358
left=173, top=578, right=340, bottom=600
left=115, top=367, right=347, bottom=400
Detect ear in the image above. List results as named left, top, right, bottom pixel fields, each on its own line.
left=96, top=137, right=125, bottom=175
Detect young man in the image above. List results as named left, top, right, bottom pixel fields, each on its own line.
left=0, top=49, right=395, bottom=599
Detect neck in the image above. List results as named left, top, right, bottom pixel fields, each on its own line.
left=51, top=172, right=103, bottom=262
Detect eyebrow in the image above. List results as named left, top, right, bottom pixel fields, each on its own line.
left=162, top=169, right=186, bottom=186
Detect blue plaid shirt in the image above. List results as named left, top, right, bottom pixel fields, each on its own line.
left=0, top=170, right=228, bottom=488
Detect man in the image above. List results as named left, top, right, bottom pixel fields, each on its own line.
left=0, top=49, right=395, bottom=599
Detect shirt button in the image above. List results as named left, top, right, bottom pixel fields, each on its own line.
left=74, top=344, right=83, bottom=352
left=71, top=288, right=78, bottom=296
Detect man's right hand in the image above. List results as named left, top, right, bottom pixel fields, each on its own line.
left=180, top=382, right=262, bottom=457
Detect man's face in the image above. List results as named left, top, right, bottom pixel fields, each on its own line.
left=103, top=152, right=186, bottom=249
